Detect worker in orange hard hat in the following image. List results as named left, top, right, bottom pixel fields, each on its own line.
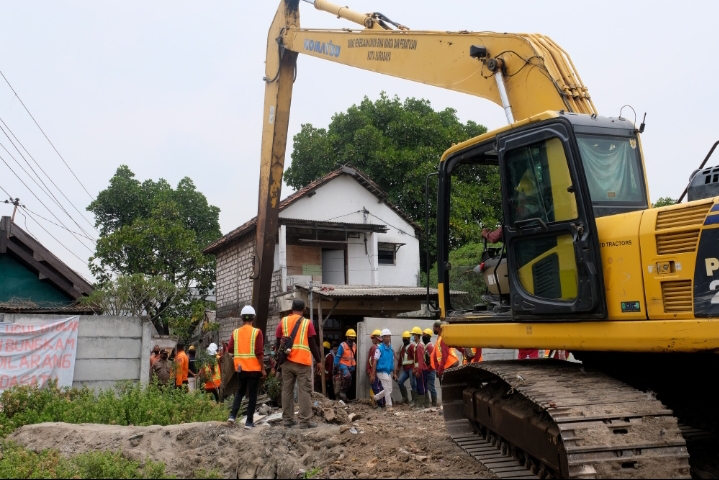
left=367, top=329, right=385, bottom=408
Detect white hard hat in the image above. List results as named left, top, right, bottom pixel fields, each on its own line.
left=241, top=305, right=256, bottom=316
left=206, top=343, right=218, bottom=355
left=381, top=329, right=392, bottom=336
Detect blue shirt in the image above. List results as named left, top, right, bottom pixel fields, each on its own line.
left=376, top=343, right=394, bottom=373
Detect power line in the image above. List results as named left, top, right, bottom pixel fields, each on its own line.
left=0, top=69, right=95, bottom=201
left=0, top=150, right=95, bottom=251
left=0, top=116, right=96, bottom=230
left=21, top=208, right=89, bottom=263
left=0, top=138, right=95, bottom=241
left=0, top=182, right=11, bottom=199
left=22, top=205, right=95, bottom=242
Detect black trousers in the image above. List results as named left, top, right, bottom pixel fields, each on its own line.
left=230, top=371, right=261, bottom=423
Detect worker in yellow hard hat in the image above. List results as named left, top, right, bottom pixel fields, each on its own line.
left=421, top=328, right=437, bottom=408
left=367, top=329, right=385, bottom=408
left=315, top=341, right=334, bottom=395
left=409, top=327, right=427, bottom=408
left=395, top=331, right=417, bottom=405
left=333, top=328, right=357, bottom=401
left=324, top=341, right=338, bottom=400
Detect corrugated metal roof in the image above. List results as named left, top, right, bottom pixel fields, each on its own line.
left=293, top=284, right=466, bottom=299
left=203, top=165, right=421, bottom=255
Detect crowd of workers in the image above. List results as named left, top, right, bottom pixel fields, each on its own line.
left=150, top=302, right=566, bottom=430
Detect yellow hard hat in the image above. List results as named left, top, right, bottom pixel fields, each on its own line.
left=345, top=329, right=357, bottom=338
left=370, top=329, right=382, bottom=337
left=402, top=331, right=411, bottom=339
left=423, top=328, right=433, bottom=336
left=411, top=326, right=423, bottom=335
left=323, top=341, right=331, bottom=350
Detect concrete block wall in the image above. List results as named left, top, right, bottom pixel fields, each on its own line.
left=215, top=236, right=255, bottom=319
left=0, top=313, right=152, bottom=392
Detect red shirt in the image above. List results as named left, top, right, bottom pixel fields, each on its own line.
left=423, top=343, right=435, bottom=372
left=518, top=349, right=539, bottom=359
left=227, top=327, right=265, bottom=364
left=325, top=352, right=335, bottom=376
left=367, top=344, right=378, bottom=375
left=396, top=343, right=415, bottom=372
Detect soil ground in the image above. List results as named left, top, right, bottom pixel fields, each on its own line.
left=9, top=393, right=495, bottom=479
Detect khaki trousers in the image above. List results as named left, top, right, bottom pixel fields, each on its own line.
left=282, top=360, right=313, bottom=425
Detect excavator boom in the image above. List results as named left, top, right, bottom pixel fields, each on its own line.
left=251, top=0, right=595, bottom=331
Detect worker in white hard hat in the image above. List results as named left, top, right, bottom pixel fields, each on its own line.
left=226, top=305, right=266, bottom=428
left=370, top=329, right=396, bottom=411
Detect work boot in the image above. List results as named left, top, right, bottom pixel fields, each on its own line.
left=410, top=389, right=419, bottom=407
left=431, top=392, right=439, bottom=407
left=413, top=394, right=424, bottom=409
left=398, top=384, right=409, bottom=405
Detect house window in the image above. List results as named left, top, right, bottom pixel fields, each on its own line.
left=378, top=243, right=396, bottom=265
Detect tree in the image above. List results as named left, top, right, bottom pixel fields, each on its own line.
left=87, top=166, right=221, bottom=334
left=285, top=93, right=501, bottom=270
left=423, top=241, right=488, bottom=310
left=653, top=197, right=677, bottom=208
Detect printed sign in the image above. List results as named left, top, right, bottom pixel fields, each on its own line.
left=0, top=316, right=80, bottom=392
left=694, top=228, right=719, bottom=316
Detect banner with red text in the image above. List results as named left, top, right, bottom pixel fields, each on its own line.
left=0, top=316, right=80, bottom=392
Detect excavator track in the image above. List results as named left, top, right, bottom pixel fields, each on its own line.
left=442, top=361, right=691, bottom=479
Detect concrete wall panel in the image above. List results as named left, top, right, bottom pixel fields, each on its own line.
left=72, top=359, right=141, bottom=382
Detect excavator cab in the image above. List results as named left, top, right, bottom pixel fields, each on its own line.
left=438, top=112, right=647, bottom=320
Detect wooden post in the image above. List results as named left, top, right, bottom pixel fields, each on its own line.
left=318, top=297, right=326, bottom=396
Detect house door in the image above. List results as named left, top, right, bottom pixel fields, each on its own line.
left=322, top=249, right=346, bottom=285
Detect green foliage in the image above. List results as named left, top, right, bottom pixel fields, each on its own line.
left=303, top=467, right=322, bottom=479
left=0, top=381, right=228, bottom=438
left=79, top=274, right=178, bottom=318
left=87, top=166, right=221, bottom=334
left=423, top=242, right=489, bottom=310
left=653, top=197, right=677, bottom=208
left=0, top=442, right=174, bottom=479
left=192, top=468, right=222, bottom=479
left=261, top=372, right=282, bottom=400
left=284, top=93, right=500, bottom=269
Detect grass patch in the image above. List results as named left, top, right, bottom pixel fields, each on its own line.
left=0, top=441, right=174, bottom=479
left=0, top=381, right=229, bottom=437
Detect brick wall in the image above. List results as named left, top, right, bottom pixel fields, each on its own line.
left=215, top=233, right=285, bottom=340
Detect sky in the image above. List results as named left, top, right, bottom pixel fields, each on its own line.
left=0, top=0, right=717, bottom=282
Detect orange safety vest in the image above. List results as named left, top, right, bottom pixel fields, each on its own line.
left=339, top=342, right=357, bottom=368
left=233, top=325, right=262, bottom=372
left=202, top=360, right=222, bottom=390
left=282, top=314, right=312, bottom=366
left=431, top=336, right=459, bottom=370
left=462, top=348, right=483, bottom=365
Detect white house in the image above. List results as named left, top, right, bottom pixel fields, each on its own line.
left=204, top=165, right=421, bottom=338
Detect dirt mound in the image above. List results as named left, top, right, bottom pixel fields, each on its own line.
left=9, top=397, right=493, bottom=479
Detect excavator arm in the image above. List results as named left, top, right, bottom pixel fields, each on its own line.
left=251, top=0, right=597, bottom=332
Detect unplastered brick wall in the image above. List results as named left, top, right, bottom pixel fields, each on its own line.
left=215, top=235, right=255, bottom=319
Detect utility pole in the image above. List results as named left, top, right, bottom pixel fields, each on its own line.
left=3, top=197, right=21, bottom=222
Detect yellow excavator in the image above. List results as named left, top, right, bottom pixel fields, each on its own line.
left=252, top=1, right=719, bottom=478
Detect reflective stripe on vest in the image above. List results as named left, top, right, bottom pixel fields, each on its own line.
left=233, top=325, right=261, bottom=372
left=282, top=315, right=311, bottom=366
left=339, top=342, right=356, bottom=368
left=402, top=344, right=414, bottom=366
left=434, top=336, right=459, bottom=369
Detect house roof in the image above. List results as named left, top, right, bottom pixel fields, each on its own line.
left=0, top=216, right=94, bottom=302
left=203, top=165, right=420, bottom=255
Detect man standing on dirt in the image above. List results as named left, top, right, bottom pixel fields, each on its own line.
left=333, top=329, right=357, bottom=402
left=367, top=330, right=385, bottom=408
left=174, top=342, right=190, bottom=389
left=411, top=327, right=427, bottom=408
left=151, top=349, right=172, bottom=387
left=228, top=306, right=266, bottom=428
left=422, top=328, right=437, bottom=407
left=275, top=299, right=322, bottom=429
left=371, top=329, right=395, bottom=411
left=324, top=341, right=338, bottom=400
left=395, top=331, right=416, bottom=405
left=150, top=345, right=161, bottom=368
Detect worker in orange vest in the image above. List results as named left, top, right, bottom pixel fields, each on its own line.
left=200, top=343, right=222, bottom=402
left=333, top=328, right=357, bottom=401
left=462, top=348, right=483, bottom=364
left=227, top=306, right=266, bottom=428
left=173, top=342, right=190, bottom=389
left=422, top=328, right=437, bottom=407
left=431, top=321, right=460, bottom=407
left=275, top=299, right=322, bottom=429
